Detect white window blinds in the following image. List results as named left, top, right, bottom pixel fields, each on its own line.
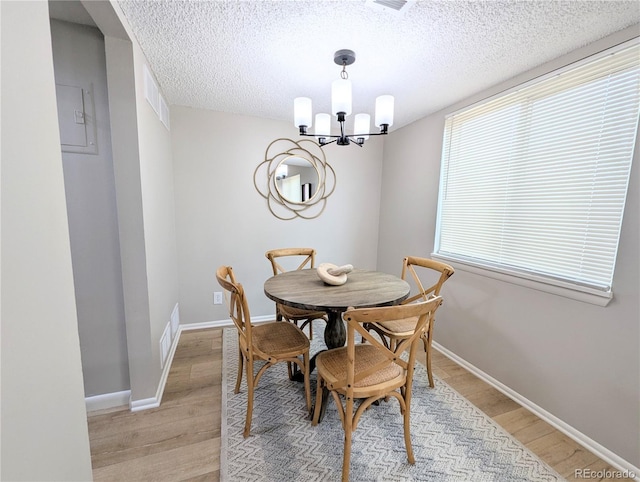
left=435, top=40, right=640, bottom=298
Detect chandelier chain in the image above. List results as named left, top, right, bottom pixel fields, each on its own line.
left=340, top=62, right=349, bottom=80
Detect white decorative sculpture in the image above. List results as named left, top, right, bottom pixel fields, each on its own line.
left=317, top=263, right=353, bottom=286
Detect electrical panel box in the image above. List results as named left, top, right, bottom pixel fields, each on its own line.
left=55, top=83, right=97, bottom=154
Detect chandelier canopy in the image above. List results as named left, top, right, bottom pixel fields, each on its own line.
left=294, top=49, right=394, bottom=147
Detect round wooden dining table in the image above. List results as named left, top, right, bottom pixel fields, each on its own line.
left=263, top=268, right=410, bottom=350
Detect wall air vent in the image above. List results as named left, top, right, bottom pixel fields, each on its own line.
left=365, top=0, right=415, bottom=15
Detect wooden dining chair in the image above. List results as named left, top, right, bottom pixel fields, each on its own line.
left=312, top=297, right=443, bottom=482
left=216, top=265, right=311, bottom=438
left=265, top=248, right=328, bottom=341
left=365, top=256, right=454, bottom=387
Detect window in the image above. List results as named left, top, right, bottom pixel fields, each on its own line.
left=434, top=40, right=640, bottom=305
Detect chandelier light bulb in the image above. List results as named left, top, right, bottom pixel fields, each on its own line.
left=294, top=97, right=312, bottom=129
left=354, top=113, right=371, bottom=140
left=315, top=113, right=331, bottom=139
left=375, top=95, right=394, bottom=128
left=331, top=79, right=352, bottom=116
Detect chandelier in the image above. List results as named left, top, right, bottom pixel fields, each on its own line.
left=294, top=49, right=394, bottom=147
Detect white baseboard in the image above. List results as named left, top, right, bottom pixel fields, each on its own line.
left=433, top=341, right=640, bottom=481
left=86, top=317, right=185, bottom=413
left=180, top=319, right=231, bottom=330
left=130, top=321, right=184, bottom=412
left=85, top=315, right=286, bottom=413
left=129, top=396, right=160, bottom=412
left=128, top=315, right=276, bottom=409
left=85, top=390, right=131, bottom=413
left=180, top=314, right=274, bottom=331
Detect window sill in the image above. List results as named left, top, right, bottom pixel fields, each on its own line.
left=431, top=253, right=613, bottom=307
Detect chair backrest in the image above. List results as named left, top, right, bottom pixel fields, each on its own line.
left=401, top=256, right=454, bottom=305
left=265, top=248, right=317, bottom=275
left=342, top=297, right=443, bottom=390
left=216, top=265, right=253, bottom=355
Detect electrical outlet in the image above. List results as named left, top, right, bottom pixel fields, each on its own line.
left=214, top=292, right=223, bottom=305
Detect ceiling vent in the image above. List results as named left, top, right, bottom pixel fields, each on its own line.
left=365, top=0, right=416, bottom=15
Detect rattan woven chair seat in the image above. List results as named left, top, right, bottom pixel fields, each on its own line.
left=374, top=316, right=419, bottom=337
left=316, top=345, right=403, bottom=388
left=278, top=303, right=326, bottom=320
left=252, top=322, right=310, bottom=356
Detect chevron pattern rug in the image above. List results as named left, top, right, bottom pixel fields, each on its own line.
left=221, top=326, right=564, bottom=481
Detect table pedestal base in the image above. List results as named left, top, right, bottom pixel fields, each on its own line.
left=323, top=310, right=346, bottom=350
left=292, top=310, right=344, bottom=383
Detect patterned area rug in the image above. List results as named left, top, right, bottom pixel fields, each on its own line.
left=221, top=326, right=565, bottom=481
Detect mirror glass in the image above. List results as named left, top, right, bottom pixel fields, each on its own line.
left=275, top=156, right=320, bottom=203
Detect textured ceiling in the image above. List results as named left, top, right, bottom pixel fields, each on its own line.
left=116, top=0, right=640, bottom=131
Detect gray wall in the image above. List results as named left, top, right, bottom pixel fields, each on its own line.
left=93, top=0, right=180, bottom=403
left=1, top=1, right=93, bottom=479
left=50, top=18, right=130, bottom=397
left=170, top=107, right=384, bottom=324
left=114, top=35, right=180, bottom=402
left=1, top=1, right=181, bottom=477
left=48, top=0, right=181, bottom=404
left=377, top=27, right=640, bottom=467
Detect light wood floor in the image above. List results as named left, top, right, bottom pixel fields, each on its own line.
left=87, top=328, right=632, bottom=481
